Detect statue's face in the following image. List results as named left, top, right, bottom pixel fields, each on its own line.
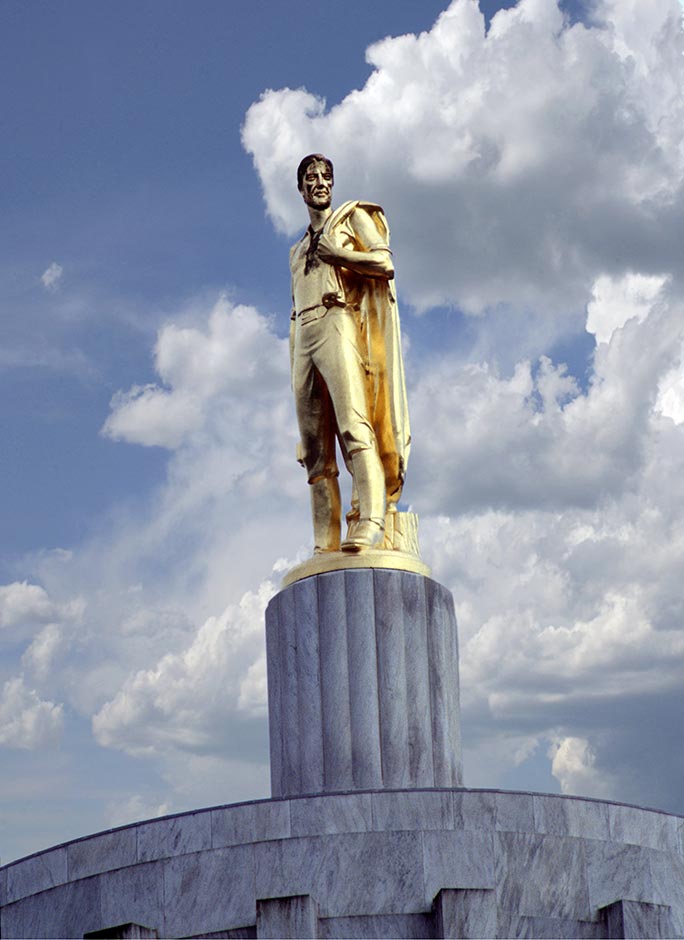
left=300, top=160, right=333, bottom=210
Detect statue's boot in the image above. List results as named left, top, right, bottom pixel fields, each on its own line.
left=311, top=475, right=341, bottom=553
left=341, top=449, right=386, bottom=552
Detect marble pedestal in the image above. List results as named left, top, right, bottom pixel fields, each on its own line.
left=265, top=569, right=462, bottom=798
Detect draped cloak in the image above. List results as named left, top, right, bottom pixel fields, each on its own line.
left=321, top=200, right=411, bottom=505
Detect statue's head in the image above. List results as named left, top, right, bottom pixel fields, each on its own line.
left=297, top=153, right=334, bottom=210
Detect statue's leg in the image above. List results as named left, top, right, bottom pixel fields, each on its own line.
left=310, top=472, right=341, bottom=553
left=341, top=447, right=386, bottom=551
left=293, top=324, right=342, bottom=552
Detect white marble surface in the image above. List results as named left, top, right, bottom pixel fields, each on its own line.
left=435, top=887, right=497, bottom=940
left=211, top=800, right=291, bottom=848
left=423, top=830, right=495, bottom=902
left=3, top=877, right=101, bottom=939
left=372, top=789, right=453, bottom=832
left=266, top=570, right=463, bottom=798
left=586, top=839, right=658, bottom=913
left=345, top=570, right=383, bottom=789
left=68, top=827, right=137, bottom=881
left=99, top=861, right=164, bottom=937
left=255, top=830, right=427, bottom=918
left=5, top=846, right=68, bottom=904
left=290, top=792, right=373, bottom=837
left=533, top=795, right=611, bottom=841
left=257, top=894, right=318, bottom=940
left=294, top=576, right=325, bottom=796
left=3, top=788, right=684, bottom=939
left=163, top=845, right=255, bottom=937
left=319, top=912, right=434, bottom=938
left=608, top=802, right=680, bottom=852
left=137, top=809, right=211, bottom=862
left=602, top=898, right=676, bottom=939
left=495, top=831, right=591, bottom=922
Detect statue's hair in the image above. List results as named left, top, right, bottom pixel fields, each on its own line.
left=297, top=154, right=334, bottom=191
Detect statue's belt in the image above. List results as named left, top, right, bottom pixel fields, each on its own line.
left=295, top=293, right=362, bottom=318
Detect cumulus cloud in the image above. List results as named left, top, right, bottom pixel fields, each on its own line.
left=105, top=794, right=172, bottom=829
left=407, top=277, right=683, bottom=515
left=40, top=261, right=63, bottom=292
left=102, top=296, right=290, bottom=449
left=586, top=272, right=669, bottom=344
left=0, top=581, right=83, bottom=657
left=21, top=624, right=63, bottom=680
left=92, top=581, right=273, bottom=757
left=549, top=737, right=615, bottom=799
left=243, top=0, right=684, bottom=316
left=0, top=582, right=55, bottom=628
left=0, top=677, right=64, bottom=749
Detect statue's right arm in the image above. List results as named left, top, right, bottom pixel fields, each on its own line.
left=289, top=251, right=296, bottom=380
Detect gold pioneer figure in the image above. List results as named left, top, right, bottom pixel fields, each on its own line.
left=290, top=154, right=411, bottom=553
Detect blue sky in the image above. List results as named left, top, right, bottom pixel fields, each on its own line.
left=2, top=0, right=684, bottom=865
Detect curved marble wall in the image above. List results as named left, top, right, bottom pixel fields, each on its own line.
left=1, top=788, right=683, bottom=939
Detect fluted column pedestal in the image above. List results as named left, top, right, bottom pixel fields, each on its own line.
left=265, top=568, right=462, bottom=798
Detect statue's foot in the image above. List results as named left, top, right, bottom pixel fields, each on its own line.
left=341, top=520, right=384, bottom=552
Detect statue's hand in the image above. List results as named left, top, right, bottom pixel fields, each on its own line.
left=316, top=233, right=341, bottom=264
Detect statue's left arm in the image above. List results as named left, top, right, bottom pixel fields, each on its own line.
left=316, top=207, right=394, bottom=280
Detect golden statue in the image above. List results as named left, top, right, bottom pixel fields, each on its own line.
left=289, top=154, right=414, bottom=557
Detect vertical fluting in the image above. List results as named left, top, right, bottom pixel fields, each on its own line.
left=373, top=570, right=410, bottom=789
left=402, top=573, right=433, bottom=785
left=265, top=569, right=462, bottom=797
left=265, top=592, right=283, bottom=797
left=318, top=572, right=354, bottom=791
left=426, top=579, right=462, bottom=786
left=293, top=576, right=324, bottom=794
left=345, top=569, right=383, bottom=789
left=278, top=584, right=300, bottom=795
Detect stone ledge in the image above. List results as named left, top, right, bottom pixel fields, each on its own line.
left=3, top=789, right=683, bottom=913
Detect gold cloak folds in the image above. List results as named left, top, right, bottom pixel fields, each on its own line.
left=324, top=200, right=411, bottom=506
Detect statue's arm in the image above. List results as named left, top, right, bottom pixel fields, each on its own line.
left=316, top=207, right=394, bottom=280
left=288, top=249, right=297, bottom=378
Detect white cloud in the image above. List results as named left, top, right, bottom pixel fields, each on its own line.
left=0, top=582, right=54, bottom=628
left=657, top=360, right=684, bottom=424
left=105, top=794, right=172, bottom=829
left=407, top=280, right=683, bottom=515
left=102, top=296, right=290, bottom=450
left=586, top=273, right=669, bottom=344
left=243, top=0, right=684, bottom=316
left=549, top=737, right=615, bottom=798
left=0, top=677, right=64, bottom=749
left=92, top=580, right=275, bottom=757
left=21, top=624, right=63, bottom=680
left=40, top=261, right=63, bottom=292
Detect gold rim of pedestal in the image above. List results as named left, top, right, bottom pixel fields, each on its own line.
left=282, top=550, right=431, bottom=587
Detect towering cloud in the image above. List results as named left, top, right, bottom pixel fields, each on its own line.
left=243, top=0, right=684, bottom=317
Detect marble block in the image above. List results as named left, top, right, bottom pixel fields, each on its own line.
left=434, top=887, right=497, bottom=939
left=601, top=898, right=676, bottom=939
left=265, top=569, right=462, bottom=797
left=256, top=894, right=318, bottom=939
